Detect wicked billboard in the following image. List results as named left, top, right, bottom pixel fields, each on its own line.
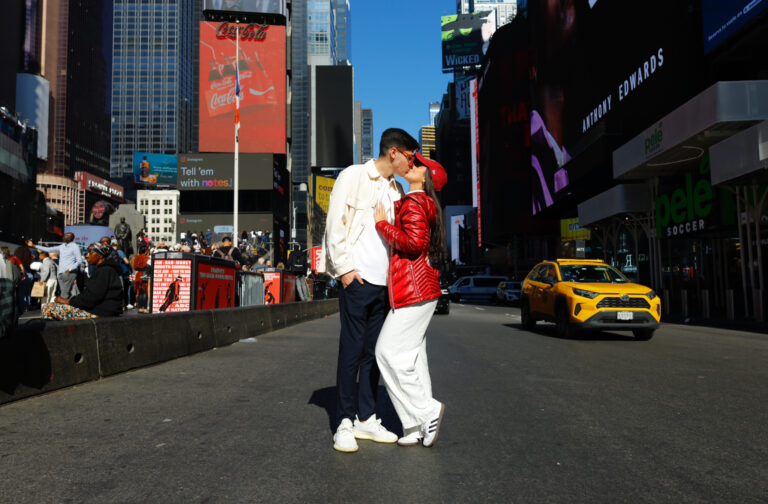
left=441, top=11, right=496, bottom=71
left=199, top=21, right=285, bottom=154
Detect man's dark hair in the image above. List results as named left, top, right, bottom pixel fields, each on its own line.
left=378, top=128, right=419, bottom=158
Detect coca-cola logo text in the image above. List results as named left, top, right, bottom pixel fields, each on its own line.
left=216, top=22, right=268, bottom=41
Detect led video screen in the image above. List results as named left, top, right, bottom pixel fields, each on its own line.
left=199, top=22, right=286, bottom=154
left=202, top=0, right=285, bottom=16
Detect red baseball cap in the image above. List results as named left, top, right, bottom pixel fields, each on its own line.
left=414, top=152, right=447, bottom=192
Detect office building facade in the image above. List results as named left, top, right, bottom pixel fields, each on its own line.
left=137, top=189, right=180, bottom=245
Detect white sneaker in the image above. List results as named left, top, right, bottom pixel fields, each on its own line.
left=353, top=414, right=397, bottom=443
left=397, top=429, right=423, bottom=447
left=421, top=402, right=445, bottom=448
left=333, top=418, right=358, bottom=453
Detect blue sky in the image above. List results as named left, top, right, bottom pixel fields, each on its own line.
left=351, top=0, right=455, bottom=154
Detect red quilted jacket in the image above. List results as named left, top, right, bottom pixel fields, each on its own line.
left=375, top=191, right=442, bottom=309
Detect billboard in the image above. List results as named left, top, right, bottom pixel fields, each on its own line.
left=196, top=262, right=236, bottom=310
left=314, top=66, right=354, bottom=167
left=560, top=218, right=591, bottom=241
left=177, top=153, right=272, bottom=190
left=528, top=1, right=704, bottom=214
left=64, top=225, right=115, bottom=253
left=199, top=22, right=286, bottom=154
left=441, top=11, right=496, bottom=70
left=202, top=0, right=285, bottom=16
left=469, top=78, right=482, bottom=245
left=75, top=172, right=125, bottom=202
left=132, top=152, right=178, bottom=186
left=178, top=213, right=273, bottom=240
left=314, top=175, right=335, bottom=214
left=702, top=0, right=768, bottom=53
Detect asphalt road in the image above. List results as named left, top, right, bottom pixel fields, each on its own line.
left=2, top=302, right=766, bottom=503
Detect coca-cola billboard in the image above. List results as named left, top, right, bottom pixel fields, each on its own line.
left=199, top=21, right=285, bottom=154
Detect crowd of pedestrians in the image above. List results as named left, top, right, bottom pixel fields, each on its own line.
left=0, top=228, right=277, bottom=321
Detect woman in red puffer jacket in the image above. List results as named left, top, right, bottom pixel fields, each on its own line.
left=373, top=151, right=448, bottom=448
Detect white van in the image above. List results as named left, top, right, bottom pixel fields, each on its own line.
left=448, top=275, right=509, bottom=302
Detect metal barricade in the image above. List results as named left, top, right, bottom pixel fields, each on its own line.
left=238, top=271, right=265, bottom=307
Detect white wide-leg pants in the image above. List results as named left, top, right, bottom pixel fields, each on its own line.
left=375, top=299, right=440, bottom=430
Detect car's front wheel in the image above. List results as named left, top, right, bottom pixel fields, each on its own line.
left=632, top=328, right=655, bottom=340
left=556, top=303, right=574, bottom=339
left=521, top=299, right=535, bottom=330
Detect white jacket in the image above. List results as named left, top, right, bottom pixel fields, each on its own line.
left=318, top=160, right=403, bottom=278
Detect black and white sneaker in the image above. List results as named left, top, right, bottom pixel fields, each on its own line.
left=421, top=402, right=445, bottom=447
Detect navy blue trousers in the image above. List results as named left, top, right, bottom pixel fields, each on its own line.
left=336, top=280, right=388, bottom=426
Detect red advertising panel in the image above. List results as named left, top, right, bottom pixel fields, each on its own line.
left=199, top=22, right=286, bottom=154
left=195, top=262, right=237, bottom=310
left=282, top=273, right=296, bottom=303
left=310, top=246, right=322, bottom=273
left=152, top=259, right=193, bottom=313
left=263, top=271, right=281, bottom=305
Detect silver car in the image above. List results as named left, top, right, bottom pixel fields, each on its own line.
left=496, top=280, right=522, bottom=305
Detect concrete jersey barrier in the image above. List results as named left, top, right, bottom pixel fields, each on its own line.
left=0, top=299, right=339, bottom=406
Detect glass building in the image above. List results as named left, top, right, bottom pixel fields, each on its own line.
left=110, top=0, right=194, bottom=182
left=308, top=0, right=336, bottom=65
left=333, top=0, right=350, bottom=64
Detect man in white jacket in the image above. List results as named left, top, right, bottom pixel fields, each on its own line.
left=319, top=128, right=420, bottom=453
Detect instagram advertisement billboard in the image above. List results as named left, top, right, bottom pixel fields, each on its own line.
left=199, top=22, right=285, bottom=154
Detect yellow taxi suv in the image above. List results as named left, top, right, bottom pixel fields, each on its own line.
left=520, top=259, right=661, bottom=340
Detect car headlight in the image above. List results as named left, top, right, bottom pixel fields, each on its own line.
left=645, top=290, right=657, bottom=300
left=572, top=288, right=599, bottom=299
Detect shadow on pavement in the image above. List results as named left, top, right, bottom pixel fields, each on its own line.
left=308, top=385, right=403, bottom=435
left=504, top=323, right=638, bottom=341
left=0, top=321, right=52, bottom=395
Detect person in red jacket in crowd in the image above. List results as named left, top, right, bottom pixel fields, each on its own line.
left=373, top=151, right=448, bottom=448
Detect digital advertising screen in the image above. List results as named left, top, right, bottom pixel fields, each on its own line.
left=528, top=0, right=703, bottom=214
left=177, top=153, right=273, bottom=190
left=702, top=0, right=768, bottom=53
left=199, top=22, right=286, bottom=154
left=132, top=152, right=178, bottom=186
left=151, top=259, right=193, bottom=313
left=441, top=11, right=496, bottom=71
left=202, top=0, right=285, bottom=16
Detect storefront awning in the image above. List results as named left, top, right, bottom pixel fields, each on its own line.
left=577, top=184, right=650, bottom=227
left=613, top=81, right=768, bottom=180
left=710, top=120, right=768, bottom=185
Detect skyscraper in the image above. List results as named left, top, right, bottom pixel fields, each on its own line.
left=333, top=0, right=351, bottom=64
left=43, top=0, right=112, bottom=180
left=361, top=107, right=373, bottom=163
left=420, top=125, right=436, bottom=160
left=308, top=0, right=335, bottom=65
left=429, top=101, right=440, bottom=126
left=292, top=0, right=353, bottom=247
left=110, top=0, right=194, bottom=183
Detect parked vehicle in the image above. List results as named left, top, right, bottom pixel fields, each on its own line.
left=448, top=275, right=508, bottom=302
left=496, top=280, right=522, bottom=305
left=520, top=259, right=660, bottom=340
left=435, top=286, right=450, bottom=314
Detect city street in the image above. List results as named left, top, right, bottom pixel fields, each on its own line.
left=1, top=302, right=766, bottom=503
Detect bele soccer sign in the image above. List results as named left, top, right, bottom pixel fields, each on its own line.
left=199, top=21, right=285, bottom=154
